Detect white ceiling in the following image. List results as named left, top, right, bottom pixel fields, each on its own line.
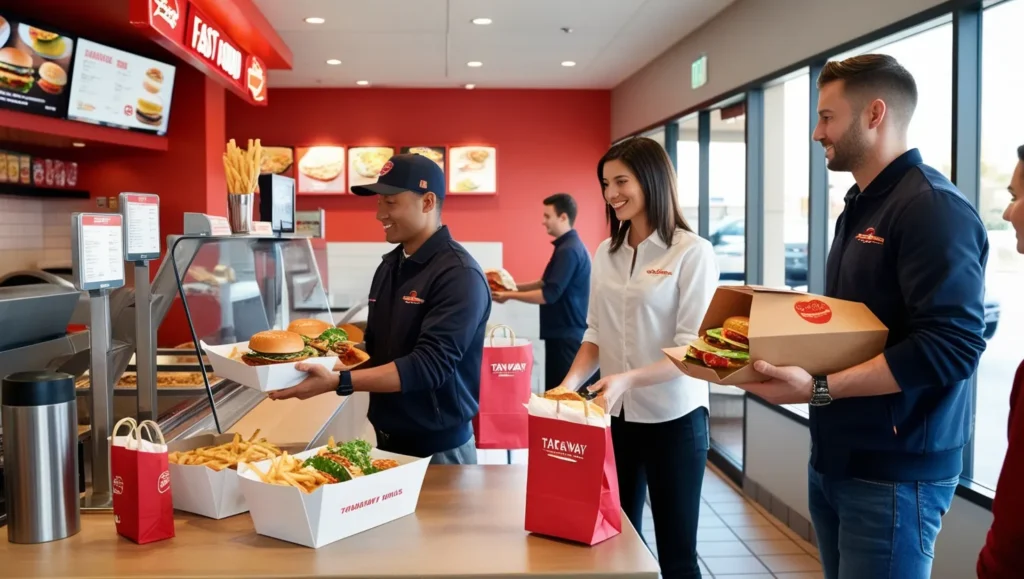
left=255, top=0, right=736, bottom=89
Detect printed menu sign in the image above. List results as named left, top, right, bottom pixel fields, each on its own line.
left=73, top=214, right=125, bottom=291
left=120, top=193, right=160, bottom=261
left=0, top=14, right=75, bottom=118
left=67, top=38, right=176, bottom=136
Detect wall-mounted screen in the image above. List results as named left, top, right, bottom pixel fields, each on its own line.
left=0, top=14, right=75, bottom=118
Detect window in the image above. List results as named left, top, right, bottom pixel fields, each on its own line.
left=826, top=21, right=954, bottom=245
left=677, top=116, right=700, bottom=230
left=971, top=0, right=1024, bottom=490
left=709, top=104, right=747, bottom=285
left=764, top=71, right=811, bottom=292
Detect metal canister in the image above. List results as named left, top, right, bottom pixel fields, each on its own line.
left=1, top=371, right=80, bottom=544
left=227, top=193, right=255, bottom=234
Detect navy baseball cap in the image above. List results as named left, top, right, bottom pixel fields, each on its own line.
left=351, top=153, right=446, bottom=200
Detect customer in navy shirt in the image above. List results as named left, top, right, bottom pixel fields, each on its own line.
left=270, top=154, right=491, bottom=465
left=736, top=55, right=987, bottom=578
left=492, top=193, right=593, bottom=390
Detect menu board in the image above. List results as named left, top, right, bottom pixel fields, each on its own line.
left=0, top=15, right=75, bottom=118
left=295, top=146, right=346, bottom=194
left=72, top=213, right=125, bottom=292
left=400, top=146, right=445, bottom=171
left=120, top=193, right=160, bottom=261
left=260, top=146, right=294, bottom=176
left=66, top=38, right=176, bottom=136
left=449, top=146, right=497, bottom=194
left=348, top=147, right=394, bottom=189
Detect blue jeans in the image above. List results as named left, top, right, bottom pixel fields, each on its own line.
left=429, top=436, right=477, bottom=465
left=807, top=464, right=958, bottom=579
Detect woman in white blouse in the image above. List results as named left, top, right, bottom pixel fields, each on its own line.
left=557, top=137, right=719, bottom=579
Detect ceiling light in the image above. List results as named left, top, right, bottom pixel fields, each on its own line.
left=467, top=61, right=483, bottom=68
left=561, top=61, right=577, bottom=67
left=304, top=17, right=325, bottom=24
left=356, top=80, right=370, bottom=86
left=72, top=142, right=86, bottom=147
left=465, top=84, right=476, bottom=90
left=326, top=59, right=341, bottom=65
left=471, top=18, right=492, bottom=25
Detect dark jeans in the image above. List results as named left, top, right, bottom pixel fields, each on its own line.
left=612, top=407, right=709, bottom=579
left=808, top=464, right=958, bottom=579
left=544, top=337, right=597, bottom=391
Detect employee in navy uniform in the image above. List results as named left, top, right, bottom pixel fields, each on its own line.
left=270, top=154, right=492, bottom=466
left=492, top=193, right=593, bottom=391
left=736, top=55, right=988, bottom=579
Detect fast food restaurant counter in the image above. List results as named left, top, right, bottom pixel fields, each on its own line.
left=1, top=466, right=660, bottom=578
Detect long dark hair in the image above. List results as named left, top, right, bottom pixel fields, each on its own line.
left=598, top=137, right=691, bottom=252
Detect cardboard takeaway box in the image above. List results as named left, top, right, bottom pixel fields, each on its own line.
left=201, top=341, right=337, bottom=392
left=237, top=446, right=430, bottom=548
left=167, top=432, right=307, bottom=520
left=664, top=286, right=889, bottom=385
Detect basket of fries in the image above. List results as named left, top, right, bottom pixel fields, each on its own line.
left=223, top=138, right=262, bottom=234
left=167, top=430, right=286, bottom=519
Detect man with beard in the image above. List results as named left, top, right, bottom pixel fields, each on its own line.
left=735, top=55, right=988, bottom=578
left=270, top=154, right=491, bottom=465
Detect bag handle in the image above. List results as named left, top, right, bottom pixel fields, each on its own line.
left=489, top=325, right=517, bottom=347
left=554, top=399, right=591, bottom=419
left=112, top=417, right=138, bottom=439
left=136, top=420, right=167, bottom=446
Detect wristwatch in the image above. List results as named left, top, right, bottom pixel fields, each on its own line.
left=810, top=375, right=832, bottom=407
left=336, top=370, right=354, bottom=397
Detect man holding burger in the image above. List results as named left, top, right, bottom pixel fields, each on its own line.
left=270, top=153, right=492, bottom=465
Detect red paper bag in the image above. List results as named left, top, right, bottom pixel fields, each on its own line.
left=473, top=325, right=533, bottom=449
left=525, top=400, right=621, bottom=545
left=111, top=418, right=175, bottom=544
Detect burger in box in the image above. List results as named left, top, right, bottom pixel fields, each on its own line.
left=664, top=286, right=889, bottom=385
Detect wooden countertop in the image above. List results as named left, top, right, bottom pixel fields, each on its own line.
left=2, top=466, right=660, bottom=578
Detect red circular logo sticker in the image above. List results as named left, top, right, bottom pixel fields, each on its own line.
left=378, top=161, right=394, bottom=176
left=123, top=105, right=133, bottom=116
left=795, top=299, right=833, bottom=324
left=158, top=471, right=171, bottom=494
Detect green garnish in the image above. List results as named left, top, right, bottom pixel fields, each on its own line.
left=316, top=327, right=349, bottom=346
left=326, top=439, right=377, bottom=474
left=247, top=345, right=320, bottom=360
left=302, top=456, right=352, bottom=482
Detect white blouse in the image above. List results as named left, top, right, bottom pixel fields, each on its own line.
left=583, top=228, right=719, bottom=423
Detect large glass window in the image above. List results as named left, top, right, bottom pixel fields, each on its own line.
left=972, top=0, right=1024, bottom=490
left=676, top=116, right=700, bottom=230
left=826, top=21, right=953, bottom=245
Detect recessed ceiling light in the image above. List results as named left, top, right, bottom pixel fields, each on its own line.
left=72, top=142, right=86, bottom=147
left=467, top=61, right=483, bottom=68
left=465, top=84, right=476, bottom=90
left=326, top=59, right=342, bottom=65
left=471, top=18, right=492, bottom=25
left=356, top=80, right=370, bottom=86
left=304, top=17, right=325, bottom=24
left=561, top=61, right=577, bottom=67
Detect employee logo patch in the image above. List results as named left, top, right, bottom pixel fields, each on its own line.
left=855, top=227, right=885, bottom=245
left=646, top=268, right=673, bottom=276
left=378, top=161, right=394, bottom=176
left=402, top=290, right=425, bottom=305
left=419, top=180, right=428, bottom=189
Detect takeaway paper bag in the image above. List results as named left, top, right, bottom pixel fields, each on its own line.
left=111, top=418, right=175, bottom=544
left=473, top=325, right=533, bottom=449
left=524, top=401, right=621, bottom=545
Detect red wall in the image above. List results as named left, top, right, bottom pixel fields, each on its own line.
left=225, top=89, right=611, bottom=280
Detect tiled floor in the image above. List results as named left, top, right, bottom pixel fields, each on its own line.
left=641, top=464, right=823, bottom=578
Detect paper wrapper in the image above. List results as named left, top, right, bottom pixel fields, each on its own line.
left=526, top=394, right=610, bottom=429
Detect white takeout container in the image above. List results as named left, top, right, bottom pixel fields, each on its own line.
left=237, top=446, right=430, bottom=548
left=201, top=341, right=338, bottom=392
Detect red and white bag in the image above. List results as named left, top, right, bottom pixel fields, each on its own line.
left=111, top=418, right=175, bottom=544
left=473, top=325, right=533, bottom=450
left=524, top=396, right=621, bottom=545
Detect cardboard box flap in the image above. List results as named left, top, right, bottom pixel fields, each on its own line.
left=697, top=287, right=753, bottom=336
left=746, top=285, right=805, bottom=295
left=749, top=293, right=887, bottom=339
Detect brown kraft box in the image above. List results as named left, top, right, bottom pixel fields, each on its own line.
left=663, top=285, right=889, bottom=385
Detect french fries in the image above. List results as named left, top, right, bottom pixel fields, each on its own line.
left=223, top=138, right=262, bottom=195
left=169, top=430, right=282, bottom=471
left=245, top=436, right=401, bottom=494
left=247, top=452, right=335, bottom=494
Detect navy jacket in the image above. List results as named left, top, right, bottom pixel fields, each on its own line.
left=540, top=230, right=591, bottom=341
left=363, top=226, right=491, bottom=457
left=813, top=149, right=988, bottom=482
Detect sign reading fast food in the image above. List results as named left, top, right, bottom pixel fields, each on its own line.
left=130, top=0, right=269, bottom=106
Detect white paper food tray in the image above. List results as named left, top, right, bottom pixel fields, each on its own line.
left=237, top=446, right=430, bottom=548
left=201, top=341, right=337, bottom=392
left=167, top=433, right=251, bottom=519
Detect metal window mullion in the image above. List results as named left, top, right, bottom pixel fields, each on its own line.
left=745, top=90, right=765, bottom=285
left=664, top=121, right=679, bottom=171
left=698, top=111, right=711, bottom=239
left=808, top=62, right=828, bottom=295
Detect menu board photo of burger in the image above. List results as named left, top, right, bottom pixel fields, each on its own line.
left=66, top=38, right=176, bottom=136
left=295, top=146, right=346, bottom=194
left=0, top=14, right=74, bottom=118
left=448, top=146, right=497, bottom=194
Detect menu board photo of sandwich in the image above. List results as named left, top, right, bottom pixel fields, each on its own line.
left=260, top=146, right=294, bottom=177
left=400, top=146, right=445, bottom=171
left=66, top=38, right=176, bottom=136
left=295, top=146, right=346, bottom=194
left=448, top=146, right=497, bottom=194
left=0, top=14, right=74, bottom=118
left=348, top=147, right=394, bottom=189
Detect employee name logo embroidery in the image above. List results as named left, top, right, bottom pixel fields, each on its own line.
left=402, top=290, right=424, bottom=305
left=646, top=268, right=672, bottom=276
left=153, top=0, right=181, bottom=29
left=491, top=362, right=527, bottom=377
left=855, top=227, right=885, bottom=245
left=541, top=437, right=587, bottom=462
